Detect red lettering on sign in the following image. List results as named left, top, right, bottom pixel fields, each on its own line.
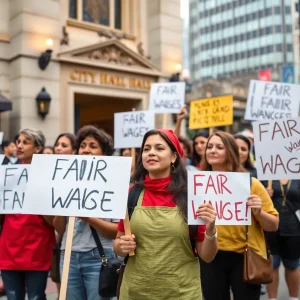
left=235, top=202, right=244, bottom=221
left=192, top=200, right=197, bottom=219
left=205, top=175, right=218, bottom=194
left=193, top=174, right=205, bottom=195
left=222, top=202, right=233, bottom=220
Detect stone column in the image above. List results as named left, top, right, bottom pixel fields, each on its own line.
left=147, top=0, right=183, bottom=74
left=8, top=0, right=61, bottom=144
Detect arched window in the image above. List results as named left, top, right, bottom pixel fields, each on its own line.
left=69, top=0, right=122, bottom=29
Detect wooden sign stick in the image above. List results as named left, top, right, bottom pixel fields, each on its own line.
left=209, top=127, right=214, bottom=135
left=162, top=113, right=168, bottom=129
left=122, top=108, right=136, bottom=257
left=59, top=216, right=75, bottom=300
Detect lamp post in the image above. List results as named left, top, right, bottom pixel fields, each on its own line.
left=36, top=87, right=51, bottom=119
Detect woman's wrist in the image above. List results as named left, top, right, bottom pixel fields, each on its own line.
left=205, top=228, right=218, bottom=240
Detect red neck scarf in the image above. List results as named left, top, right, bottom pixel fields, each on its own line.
left=144, top=174, right=172, bottom=194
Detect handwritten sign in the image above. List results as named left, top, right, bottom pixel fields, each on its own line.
left=188, top=171, right=251, bottom=225
left=245, top=80, right=300, bottom=121
left=0, top=165, right=30, bottom=214
left=22, top=155, right=132, bottom=218
left=114, top=111, right=155, bottom=149
left=189, top=95, right=233, bottom=129
left=253, top=117, right=300, bottom=180
left=149, top=82, right=186, bottom=113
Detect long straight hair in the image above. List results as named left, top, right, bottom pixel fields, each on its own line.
left=132, top=130, right=188, bottom=220
left=201, top=131, right=246, bottom=172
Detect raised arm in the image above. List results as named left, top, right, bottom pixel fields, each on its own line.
left=195, top=203, right=218, bottom=263
left=174, top=105, right=187, bottom=137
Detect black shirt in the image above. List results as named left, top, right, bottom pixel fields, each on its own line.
left=263, top=180, right=300, bottom=236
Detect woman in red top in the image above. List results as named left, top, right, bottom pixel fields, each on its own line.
left=114, top=129, right=218, bottom=300
left=0, top=128, right=56, bottom=300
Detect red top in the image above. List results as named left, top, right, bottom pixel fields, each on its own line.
left=117, top=175, right=205, bottom=242
left=0, top=214, right=55, bottom=270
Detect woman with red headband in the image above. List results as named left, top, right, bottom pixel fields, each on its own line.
left=114, top=129, right=218, bottom=300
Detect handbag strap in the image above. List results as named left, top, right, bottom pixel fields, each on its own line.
left=90, top=225, right=105, bottom=258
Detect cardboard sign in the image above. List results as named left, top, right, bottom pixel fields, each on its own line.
left=114, top=111, right=155, bottom=149
left=253, top=117, right=300, bottom=180
left=245, top=80, right=300, bottom=121
left=0, top=165, right=30, bottom=214
left=188, top=171, right=251, bottom=225
left=22, top=155, right=132, bottom=218
left=189, top=95, right=233, bottom=129
left=149, top=82, right=186, bottom=113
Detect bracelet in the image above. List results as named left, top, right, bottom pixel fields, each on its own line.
left=205, top=228, right=218, bottom=240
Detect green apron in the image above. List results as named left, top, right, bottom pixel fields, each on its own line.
left=120, top=190, right=202, bottom=300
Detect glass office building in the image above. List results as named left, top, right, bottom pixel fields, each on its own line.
left=190, top=0, right=294, bottom=82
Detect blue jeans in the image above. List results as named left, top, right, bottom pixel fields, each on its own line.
left=60, top=248, right=116, bottom=300
left=1, top=270, right=48, bottom=300
left=272, top=254, right=300, bottom=270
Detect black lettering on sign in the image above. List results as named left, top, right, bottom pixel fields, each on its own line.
left=4, top=168, right=17, bottom=186
left=250, top=110, right=292, bottom=120
left=123, top=113, right=146, bottom=124
left=82, top=190, right=98, bottom=210
left=12, top=192, right=24, bottom=209
left=122, top=127, right=149, bottom=138
left=154, top=99, right=181, bottom=110
left=17, top=168, right=28, bottom=185
left=3, top=190, right=12, bottom=209
left=260, top=97, right=291, bottom=111
left=52, top=187, right=73, bottom=208
left=2, top=190, right=24, bottom=210
left=64, top=159, right=79, bottom=181
left=101, top=191, right=114, bottom=212
left=51, top=187, right=114, bottom=211
left=156, top=85, right=178, bottom=95
left=52, top=158, right=107, bottom=182
left=52, top=159, right=69, bottom=180
left=66, top=188, right=81, bottom=209
left=263, top=83, right=291, bottom=97
left=94, top=160, right=107, bottom=182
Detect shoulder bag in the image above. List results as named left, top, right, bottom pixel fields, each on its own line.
left=90, top=226, right=122, bottom=297
left=243, top=176, right=273, bottom=284
left=243, top=225, right=273, bottom=284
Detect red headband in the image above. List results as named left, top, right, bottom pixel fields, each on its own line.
left=157, top=129, right=184, bottom=158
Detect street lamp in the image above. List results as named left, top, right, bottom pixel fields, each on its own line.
left=38, top=39, right=53, bottom=70
left=36, top=87, right=52, bottom=119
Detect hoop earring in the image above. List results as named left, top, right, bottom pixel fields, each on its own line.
left=170, top=163, right=176, bottom=173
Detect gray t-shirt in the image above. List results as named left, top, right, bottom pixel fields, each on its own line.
left=61, top=217, right=118, bottom=252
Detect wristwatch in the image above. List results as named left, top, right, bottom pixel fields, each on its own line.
left=205, top=228, right=218, bottom=240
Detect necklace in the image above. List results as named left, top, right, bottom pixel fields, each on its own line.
left=279, top=180, right=292, bottom=206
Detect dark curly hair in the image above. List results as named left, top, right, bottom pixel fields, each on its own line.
left=76, top=125, right=114, bottom=156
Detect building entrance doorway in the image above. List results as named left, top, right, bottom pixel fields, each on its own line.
left=74, top=93, right=141, bottom=137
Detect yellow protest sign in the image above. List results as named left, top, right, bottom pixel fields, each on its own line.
left=189, top=95, right=233, bottom=129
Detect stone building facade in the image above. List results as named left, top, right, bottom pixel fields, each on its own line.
left=0, top=0, right=183, bottom=143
